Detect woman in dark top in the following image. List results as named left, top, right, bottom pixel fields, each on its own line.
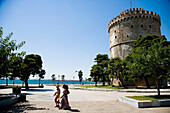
left=59, top=84, right=71, bottom=110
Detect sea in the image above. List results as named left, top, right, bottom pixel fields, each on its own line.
left=0, top=79, right=93, bottom=85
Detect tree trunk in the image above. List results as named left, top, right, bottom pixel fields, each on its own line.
left=156, top=79, right=160, bottom=98
left=118, top=76, right=125, bottom=88
left=95, top=81, right=97, bottom=86
left=39, top=78, right=40, bottom=86
left=102, top=74, right=105, bottom=86
left=22, top=81, right=24, bottom=86
left=111, top=77, right=114, bottom=87
left=6, top=75, right=8, bottom=86
left=107, top=75, right=110, bottom=85
left=25, top=79, right=29, bottom=90
left=144, top=76, right=150, bottom=89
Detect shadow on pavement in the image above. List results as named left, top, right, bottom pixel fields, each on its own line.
left=69, top=109, right=80, bottom=112
left=0, top=101, right=49, bottom=113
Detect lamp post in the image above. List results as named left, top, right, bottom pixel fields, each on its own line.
left=73, top=76, right=75, bottom=85
left=58, top=75, right=60, bottom=83
left=75, top=70, right=78, bottom=84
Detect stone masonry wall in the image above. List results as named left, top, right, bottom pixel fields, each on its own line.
left=109, top=8, right=161, bottom=59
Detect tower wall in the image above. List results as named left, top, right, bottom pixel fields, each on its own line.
left=108, top=8, right=161, bottom=59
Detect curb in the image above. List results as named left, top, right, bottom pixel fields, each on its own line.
left=72, top=87, right=119, bottom=92
left=72, top=87, right=170, bottom=93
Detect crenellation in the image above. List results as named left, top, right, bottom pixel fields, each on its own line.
left=126, top=9, right=129, bottom=12
left=153, top=12, right=156, bottom=16
left=108, top=8, right=161, bottom=33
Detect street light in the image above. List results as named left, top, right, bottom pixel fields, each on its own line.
left=75, top=70, right=78, bottom=85
left=58, top=75, right=60, bottom=83
left=73, top=76, right=75, bottom=85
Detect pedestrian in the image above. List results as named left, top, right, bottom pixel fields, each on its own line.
left=53, top=83, right=60, bottom=107
left=59, top=84, right=71, bottom=110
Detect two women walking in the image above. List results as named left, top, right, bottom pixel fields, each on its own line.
left=54, top=84, right=71, bottom=110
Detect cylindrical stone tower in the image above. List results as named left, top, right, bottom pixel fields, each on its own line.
left=108, top=8, right=161, bottom=59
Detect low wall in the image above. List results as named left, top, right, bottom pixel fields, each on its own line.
left=118, top=96, right=170, bottom=108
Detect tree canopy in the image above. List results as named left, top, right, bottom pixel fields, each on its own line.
left=21, top=54, right=43, bottom=90
left=94, top=54, right=109, bottom=86
left=0, top=27, right=25, bottom=85
left=126, top=34, right=170, bottom=97
left=78, top=70, right=83, bottom=84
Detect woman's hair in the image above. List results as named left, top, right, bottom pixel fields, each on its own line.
left=63, top=84, right=68, bottom=90
left=63, top=84, right=69, bottom=94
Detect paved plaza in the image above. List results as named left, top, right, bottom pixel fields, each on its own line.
left=0, top=85, right=170, bottom=113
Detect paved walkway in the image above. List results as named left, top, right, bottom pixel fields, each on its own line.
left=0, top=85, right=170, bottom=113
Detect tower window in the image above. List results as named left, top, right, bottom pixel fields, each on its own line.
left=115, top=36, right=117, bottom=38
left=149, top=25, right=151, bottom=28
left=131, top=25, right=133, bottom=28
left=141, top=25, right=143, bottom=27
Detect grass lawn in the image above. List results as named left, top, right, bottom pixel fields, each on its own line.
left=126, top=95, right=170, bottom=101
left=78, top=85, right=125, bottom=89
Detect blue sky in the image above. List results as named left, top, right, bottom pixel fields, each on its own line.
left=0, top=0, right=170, bottom=80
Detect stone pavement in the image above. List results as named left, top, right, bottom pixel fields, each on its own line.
left=0, top=85, right=170, bottom=113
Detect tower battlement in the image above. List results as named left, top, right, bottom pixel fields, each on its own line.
left=108, top=8, right=161, bottom=33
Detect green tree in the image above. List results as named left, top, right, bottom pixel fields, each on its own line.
left=78, top=70, right=83, bottom=84
left=94, top=54, right=109, bottom=86
left=90, top=65, right=102, bottom=86
left=9, top=54, right=24, bottom=85
left=21, top=54, right=43, bottom=90
left=107, top=58, right=116, bottom=87
left=127, top=35, right=170, bottom=97
left=61, top=75, right=65, bottom=81
left=111, top=57, right=126, bottom=87
left=0, top=27, right=25, bottom=85
left=87, top=77, right=92, bottom=82
left=38, top=69, right=46, bottom=86
left=51, top=74, right=56, bottom=84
